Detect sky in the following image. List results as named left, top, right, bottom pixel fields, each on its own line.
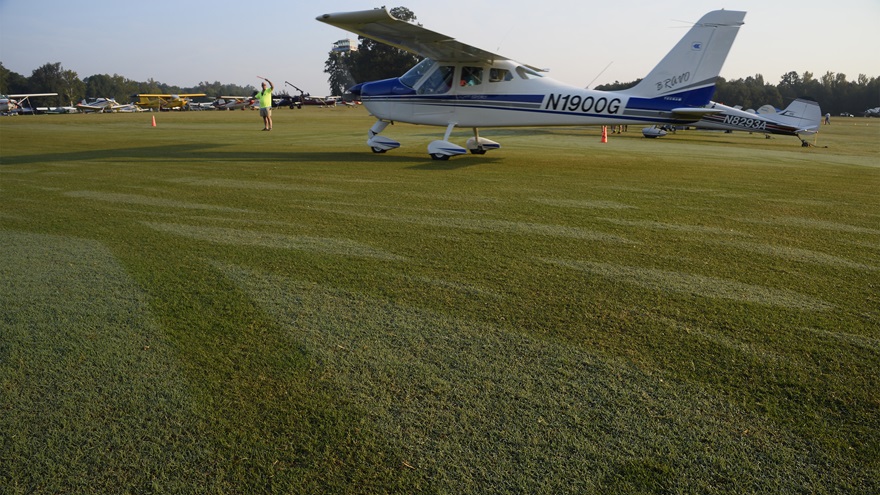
left=1, top=0, right=878, bottom=98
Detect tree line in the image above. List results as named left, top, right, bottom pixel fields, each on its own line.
left=596, top=72, right=880, bottom=116
left=1, top=61, right=257, bottom=106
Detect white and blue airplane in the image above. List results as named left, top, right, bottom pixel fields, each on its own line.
left=317, top=8, right=746, bottom=159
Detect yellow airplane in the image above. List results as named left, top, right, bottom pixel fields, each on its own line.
left=132, top=93, right=206, bottom=110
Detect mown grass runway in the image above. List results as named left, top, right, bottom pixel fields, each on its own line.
left=2, top=108, right=878, bottom=493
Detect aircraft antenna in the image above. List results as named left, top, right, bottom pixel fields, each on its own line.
left=586, top=61, right=613, bottom=89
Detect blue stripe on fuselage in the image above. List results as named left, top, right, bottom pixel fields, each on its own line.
left=358, top=80, right=717, bottom=123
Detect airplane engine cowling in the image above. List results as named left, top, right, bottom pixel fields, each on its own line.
left=359, top=78, right=416, bottom=98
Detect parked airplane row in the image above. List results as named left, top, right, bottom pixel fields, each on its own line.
left=1, top=91, right=345, bottom=115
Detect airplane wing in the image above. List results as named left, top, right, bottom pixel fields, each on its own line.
left=670, top=107, right=725, bottom=117
left=7, top=93, right=58, bottom=98
left=317, top=8, right=520, bottom=65
left=135, top=94, right=205, bottom=98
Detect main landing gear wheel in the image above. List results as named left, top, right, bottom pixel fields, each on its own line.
left=469, top=148, right=487, bottom=155
left=371, top=147, right=387, bottom=153
left=431, top=153, right=450, bottom=161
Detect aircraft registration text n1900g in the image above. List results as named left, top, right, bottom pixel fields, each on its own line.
left=317, top=8, right=746, bottom=160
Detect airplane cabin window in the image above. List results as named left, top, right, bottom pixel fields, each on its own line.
left=417, top=65, right=454, bottom=94
left=515, top=66, right=543, bottom=79
left=489, top=68, right=513, bottom=82
left=460, top=67, right=483, bottom=87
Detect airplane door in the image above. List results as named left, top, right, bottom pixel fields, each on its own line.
left=413, top=65, right=455, bottom=121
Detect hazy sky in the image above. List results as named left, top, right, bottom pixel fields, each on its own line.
left=2, top=0, right=877, bottom=97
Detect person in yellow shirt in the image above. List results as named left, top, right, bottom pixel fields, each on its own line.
left=256, top=76, right=274, bottom=130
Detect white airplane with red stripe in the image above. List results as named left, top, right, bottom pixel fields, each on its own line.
left=694, top=98, right=822, bottom=140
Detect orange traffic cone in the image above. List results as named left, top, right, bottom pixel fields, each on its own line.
left=601, top=126, right=607, bottom=143
left=151, top=115, right=156, bottom=127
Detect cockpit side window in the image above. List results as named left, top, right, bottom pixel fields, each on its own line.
left=515, top=66, right=544, bottom=79
left=489, top=68, right=513, bottom=83
left=417, top=65, right=454, bottom=94
left=460, top=67, right=483, bottom=87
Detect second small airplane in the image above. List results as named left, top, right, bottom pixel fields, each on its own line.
left=75, top=98, right=144, bottom=113
left=213, top=96, right=255, bottom=110
left=643, top=97, right=822, bottom=144
left=132, top=93, right=207, bottom=110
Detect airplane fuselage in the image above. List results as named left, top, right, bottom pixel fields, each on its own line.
left=354, top=59, right=711, bottom=128
left=696, top=104, right=798, bottom=136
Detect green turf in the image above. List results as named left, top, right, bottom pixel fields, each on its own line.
left=1, top=109, right=878, bottom=494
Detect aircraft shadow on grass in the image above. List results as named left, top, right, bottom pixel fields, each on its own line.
left=0, top=143, right=485, bottom=168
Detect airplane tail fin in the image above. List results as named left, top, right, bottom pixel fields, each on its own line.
left=624, top=10, right=746, bottom=106
left=774, top=97, right=822, bottom=134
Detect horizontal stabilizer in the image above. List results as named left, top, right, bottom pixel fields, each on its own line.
left=776, top=97, right=822, bottom=134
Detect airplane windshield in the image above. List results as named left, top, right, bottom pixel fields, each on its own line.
left=515, top=66, right=544, bottom=79
left=400, top=59, right=454, bottom=94
left=418, top=65, right=454, bottom=94
left=400, top=59, right=435, bottom=89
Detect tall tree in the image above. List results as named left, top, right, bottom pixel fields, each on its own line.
left=780, top=71, right=801, bottom=87
left=323, top=6, right=421, bottom=96
left=58, top=68, right=85, bottom=106
left=325, top=51, right=355, bottom=97
left=27, top=62, right=82, bottom=106
left=1, top=63, right=30, bottom=94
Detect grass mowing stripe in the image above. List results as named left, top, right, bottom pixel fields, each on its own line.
left=65, top=190, right=249, bottom=212
left=710, top=239, right=879, bottom=271
left=544, top=258, right=833, bottom=311
left=144, top=221, right=407, bottom=261
left=0, top=231, right=204, bottom=493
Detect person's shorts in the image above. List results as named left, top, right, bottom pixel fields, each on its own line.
left=260, top=107, right=272, bottom=117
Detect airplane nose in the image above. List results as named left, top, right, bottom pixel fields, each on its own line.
left=348, top=83, right=365, bottom=97
left=354, top=78, right=415, bottom=98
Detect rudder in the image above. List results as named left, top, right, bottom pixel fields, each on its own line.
left=625, top=10, right=746, bottom=102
